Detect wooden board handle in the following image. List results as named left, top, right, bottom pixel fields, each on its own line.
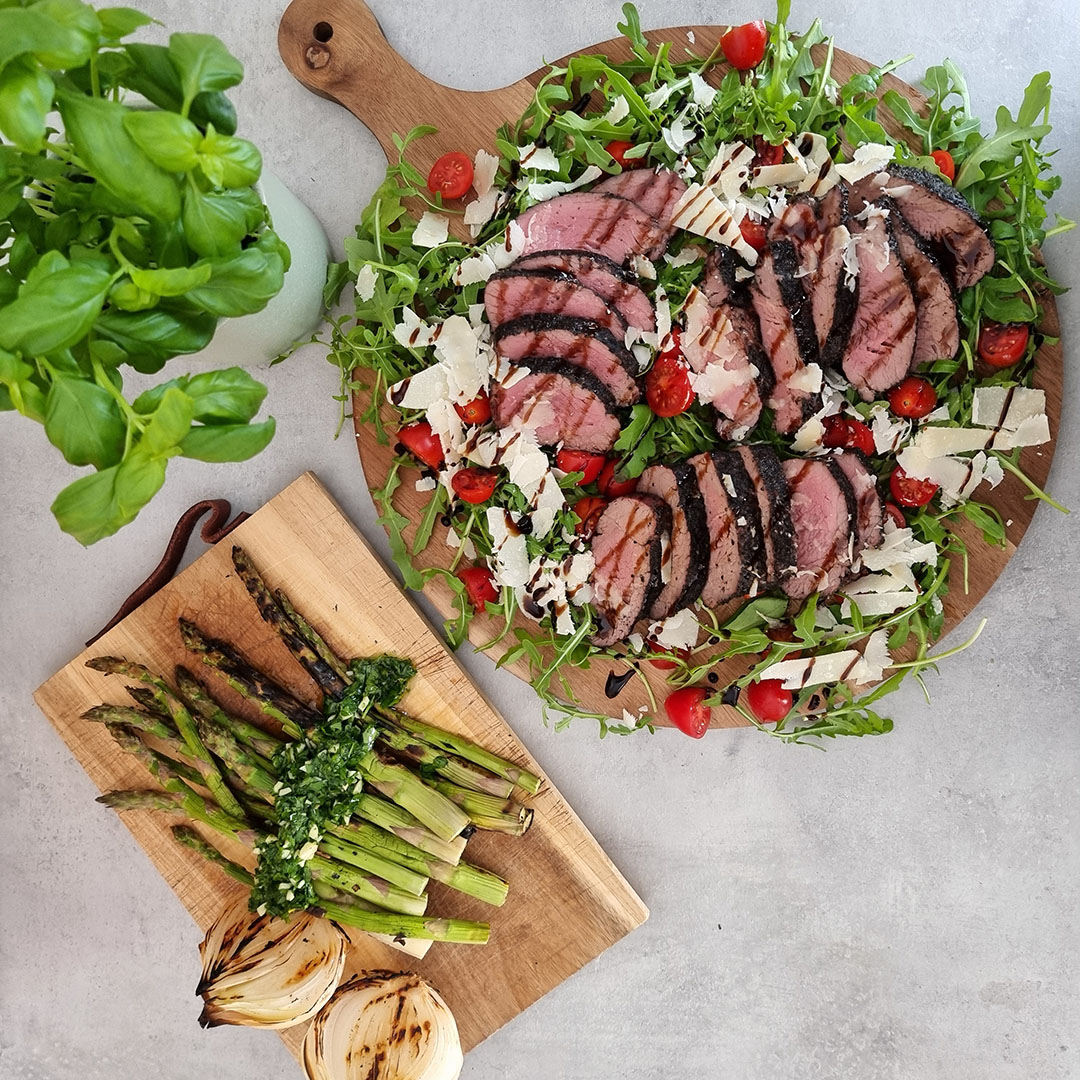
left=278, top=0, right=534, bottom=160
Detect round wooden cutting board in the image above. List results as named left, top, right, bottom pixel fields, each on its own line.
left=278, top=0, right=1063, bottom=729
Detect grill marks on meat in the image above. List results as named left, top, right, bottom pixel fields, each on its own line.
left=833, top=451, right=884, bottom=555
left=590, top=494, right=672, bottom=646
left=782, top=458, right=857, bottom=600
left=490, top=356, right=622, bottom=451
left=485, top=268, right=627, bottom=336
left=592, top=169, right=688, bottom=232
left=513, top=250, right=656, bottom=332
left=494, top=313, right=640, bottom=405
left=735, top=445, right=797, bottom=586
left=516, top=192, right=670, bottom=263
left=841, top=212, right=917, bottom=398
left=636, top=463, right=710, bottom=618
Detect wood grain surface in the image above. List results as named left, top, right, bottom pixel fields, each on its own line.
left=278, top=1, right=1063, bottom=728
left=33, top=473, right=648, bottom=1061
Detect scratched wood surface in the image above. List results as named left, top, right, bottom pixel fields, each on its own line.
left=34, top=473, right=649, bottom=1064
left=278, top=2, right=1062, bottom=727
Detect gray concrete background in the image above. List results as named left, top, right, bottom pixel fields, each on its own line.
left=2, top=2, right=1078, bottom=1078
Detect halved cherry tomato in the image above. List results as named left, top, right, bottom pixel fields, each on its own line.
left=721, top=20, right=768, bottom=70
left=822, top=414, right=875, bottom=456
left=645, top=334, right=694, bottom=418
left=664, top=685, right=710, bottom=738
left=556, top=449, right=606, bottom=486
left=930, top=149, right=956, bottom=183
left=458, top=565, right=498, bottom=611
left=597, top=459, right=638, bottom=497
left=605, top=140, right=644, bottom=169
left=427, top=151, right=474, bottom=199
left=454, top=391, right=491, bottom=425
left=739, top=217, right=768, bottom=251
left=884, top=502, right=907, bottom=529
left=752, top=135, right=785, bottom=168
left=888, top=376, right=938, bottom=419
left=572, top=495, right=608, bottom=535
left=451, top=467, right=499, bottom=505
left=646, top=640, right=691, bottom=670
left=398, top=420, right=443, bottom=470
left=889, top=465, right=938, bottom=508
left=978, top=321, right=1030, bottom=368
left=745, top=679, right=793, bottom=723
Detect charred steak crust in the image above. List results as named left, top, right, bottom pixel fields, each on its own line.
left=770, top=238, right=821, bottom=369
left=750, top=445, right=797, bottom=582
left=671, top=462, right=711, bottom=611
left=888, top=165, right=990, bottom=238
left=820, top=262, right=859, bottom=371
left=823, top=455, right=859, bottom=564
left=486, top=267, right=628, bottom=330
left=503, top=354, right=621, bottom=413
left=514, top=248, right=641, bottom=285
left=881, top=198, right=959, bottom=301
left=711, top=450, right=766, bottom=594
left=493, top=313, right=639, bottom=376
left=640, top=499, right=673, bottom=625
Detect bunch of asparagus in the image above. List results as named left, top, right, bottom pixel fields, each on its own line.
left=88, top=546, right=541, bottom=949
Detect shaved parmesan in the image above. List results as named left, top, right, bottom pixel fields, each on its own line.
left=648, top=608, right=701, bottom=651
left=686, top=28, right=695, bottom=43
left=392, top=307, right=438, bottom=351
left=645, top=81, right=679, bottom=109
left=791, top=416, right=826, bottom=454
left=631, top=255, right=656, bottom=280
left=664, top=244, right=707, bottom=267
left=412, top=211, right=450, bottom=248
left=387, top=364, right=448, bottom=411
left=662, top=109, right=697, bottom=154
left=473, top=149, right=499, bottom=196
left=860, top=526, right=938, bottom=571
left=670, top=183, right=758, bottom=264
left=654, top=285, right=672, bottom=346
left=972, top=386, right=1046, bottom=431
left=453, top=252, right=497, bottom=286
left=518, top=142, right=561, bottom=172
left=688, top=72, right=717, bottom=110
left=767, top=631, right=891, bottom=688
left=464, top=188, right=500, bottom=236
left=451, top=221, right=526, bottom=286
left=701, top=141, right=755, bottom=200
left=1005, top=412, right=1051, bottom=448
left=792, top=132, right=840, bottom=196
left=487, top=511, right=530, bottom=588
left=869, top=403, right=911, bottom=453
left=527, top=165, right=602, bottom=203
left=753, top=140, right=808, bottom=187
left=355, top=263, right=378, bottom=301
left=602, top=95, right=630, bottom=124
left=897, top=445, right=1003, bottom=507
left=414, top=476, right=436, bottom=493
left=786, top=363, right=823, bottom=394
left=835, top=143, right=895, bottom=183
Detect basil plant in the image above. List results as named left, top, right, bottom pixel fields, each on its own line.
left=0, top=1, right=289, bottom=544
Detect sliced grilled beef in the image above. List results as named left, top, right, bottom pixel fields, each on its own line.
left=782, top=458, right=857, bottom=600
left=485, top=268, right=626, bottom=336
left=833, top=451, right=884, bottom=556
left=493, top=314, right=640, bottom=405
left=516, top=192, right=669, bottom=263
left=513, top=250, right=656, bottom=331
left=750, top=243, right=822, bottom=433
left=490, top=357, right=622, bottom=452
left=883, top=199, right=960, bottom=366
left=688, top=450, right=765, bottom=604
left=735, top=445, right=797, bottom=586
left=636, top=462, right=709, bottom=618
left=589, top=494, right=671, bottom=646
left=841, top=212, right=917, bottom=399
left=876, top=165, right=994, bottom=288
left=593, top=168, right=688, bottom=230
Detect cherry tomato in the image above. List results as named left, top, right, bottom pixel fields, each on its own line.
left=646, top=640, right=691, bottom=670
left=884, top=502, right=907, bottom=529
left=978, top=321, right=1030, bottom=368
left=426, top=151, right=474, bottom=199
left=889, top=465, right=938, bottom=508
left=752, top=135, right=785, bottom=168
left=572, top=495, right=608, bottom=535
left=664, top=685, right=710, bottom=738
left=645, top=333, right=694, bottom=418
left=822, top=414, right=875, bottom=456
left=605, top=140, right=644, bottom=169
left=930, top=149, right=956, bottom=183
left=745, top=679, right=793, bottom=723
left=888, top=376, right=938, bottom=419
left=454, top=391, right=491, bottom=425
left=458, top=565, right=498, bottom=611
left=398, top=420, right=443, bottom=470
left=597, top=459, right=639, bottom=497
left=739, top=216, right=768, bottom=251
left=555, top=449, right=606, bottom=486
left=451, top=467, right=499, bottom=505
left=721, top=20, right=768, bottom=70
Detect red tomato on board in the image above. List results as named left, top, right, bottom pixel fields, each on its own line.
left=721, top=20, right=768, bottom=70
left=646, top=640, right=691, bottom=670
left=555, top=449, right=606, bottom=486
left=427, top=151, right=474, bottom=199
left=645, top=335, right=694, bottom=418
left=398, top=421, right=444, bottom=470
left=978, top=321, right=1030, bottom=368
left=930, top=149, right=956, bottom=182
left=458, top=566, right=498, bottom=611
left=888, top=376, right=938, bottom=419
left=572, top=495, right=608, bottom=535
left=605, top=140, right=645, bottom=169
left=454, top=391, right=491, bottom=425
left=664, top=686, right=710, bottom=738
left=451, top=467, right=499, bottom=505
left=822, top=415, right=875, bottom=456
left=884, top=502, right=907, bottom=529
left=890, top=466, right=938, bottom=508
left=753, top=135, right=785, bottom=168
left=597, top=459, right=639, bottom=497
left=745, top=679, right=793, bottom=723
left=739, top=217, right=768, bottom=251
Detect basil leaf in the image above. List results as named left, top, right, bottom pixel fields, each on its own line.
left=51, top=449, right=168, bottom=545
left=108, top=278, right=158, bottom=311
left=0, top=7, right=93, bottom=70
left=196, top=124, right=261, bottom=188
left=0, top=59, right=54, bottom=152
left=56, top=91, right=181, bottom=221
left=185, top=366, right=267, bottom=422
left=0, top=259, right=112, bottom=355
left=94, top=304, right=217, bottom=373
left=97, top=6, right=155, bottom=41
left=142, top=385, right=194, bottom=453
left=44, top=374, right=125, bottom=468
left=186, top=247, right=284, bottom=317
left=34, top=0, right=101, bottom=42
left=0, top=385, right=13, bottom=411
left=179, top=416, right=275, bottom=461
left=129, top=262, right=212, bottom=297
left=167, top=32, right=243, bottom=110
left=122, top=109, right=202, bottom=172
left=181, top=179, right=248, bottom=257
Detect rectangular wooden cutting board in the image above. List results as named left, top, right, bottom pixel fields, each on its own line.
left=34, top=471, right=648, bottom=1060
